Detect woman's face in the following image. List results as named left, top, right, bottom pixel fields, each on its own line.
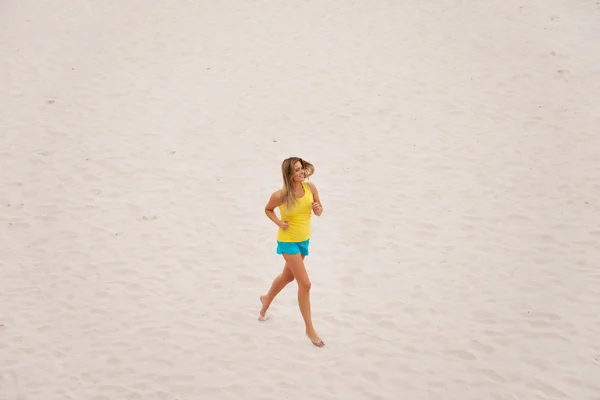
left=292, top=161, right=305, bottom=182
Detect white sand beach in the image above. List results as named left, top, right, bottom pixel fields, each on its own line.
left=2, top=0, right=600, bottom=399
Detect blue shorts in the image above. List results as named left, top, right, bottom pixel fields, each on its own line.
left=276, top=239, right=310, bottom=256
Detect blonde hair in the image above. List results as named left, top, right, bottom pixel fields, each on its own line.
left=281, top=157, right=315, bottom=209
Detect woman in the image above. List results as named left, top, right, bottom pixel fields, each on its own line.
left=259, top=157, right=325, bottom=347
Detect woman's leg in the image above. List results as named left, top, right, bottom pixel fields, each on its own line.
left=282, top=253, right=324, bottom=347
left=259, top=263, right=295, bottom=318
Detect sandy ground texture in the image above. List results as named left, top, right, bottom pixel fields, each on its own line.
left=2, top=0, right=600, bottom=399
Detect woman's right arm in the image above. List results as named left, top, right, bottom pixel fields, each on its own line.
left=265, top=190, right=283, bottom=227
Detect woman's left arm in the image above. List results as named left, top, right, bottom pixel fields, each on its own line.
left=309, top=182, right=323, bottom=216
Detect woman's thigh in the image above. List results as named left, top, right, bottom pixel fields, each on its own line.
left=282, top=255, right=304, bottom=281
left=282, top=263, right=295, bottom=281
left=282, top=253, right=310, bottom=286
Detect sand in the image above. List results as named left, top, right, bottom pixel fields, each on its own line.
left=2, top=0, right=600, bottom=399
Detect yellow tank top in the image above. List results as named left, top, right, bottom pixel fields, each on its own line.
left=277, top=182, right=313, bottom=242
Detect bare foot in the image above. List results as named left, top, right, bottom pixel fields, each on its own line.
left=258, top=295, right=269, bottom=321
left=306, top=329, right=325, bottom=347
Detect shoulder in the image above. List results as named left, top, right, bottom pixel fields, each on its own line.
left=270, top=189, right=284, bottom=202
left=265, top=189, right=284, bottom=211
left=306, top=181, right=318, bottom=192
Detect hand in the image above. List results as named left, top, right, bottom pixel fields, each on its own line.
left=312, top=202, right=322, bottom=213
left=279, top=220, right=289, bottom=230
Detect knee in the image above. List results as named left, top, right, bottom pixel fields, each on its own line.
left=284, top=274, right=295, bottom=283
left=298, top=280, right=311, bottom=292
